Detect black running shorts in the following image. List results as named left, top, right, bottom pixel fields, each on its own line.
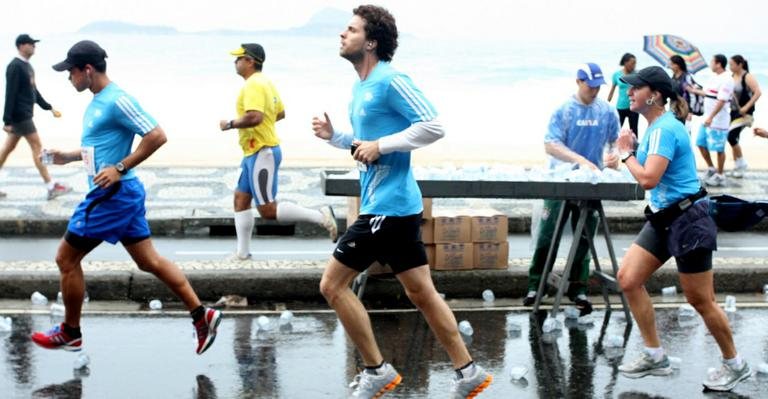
left=332, top=213, right=428, bottom=274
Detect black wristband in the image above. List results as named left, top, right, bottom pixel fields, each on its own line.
left=227, top=120, right=234, bottom=130
left=621, top=151, right=636, bottom=163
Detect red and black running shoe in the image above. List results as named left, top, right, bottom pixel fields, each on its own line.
left=31, top=323, right=82, bottom=351
left=194, top=308, right=222, bottom=355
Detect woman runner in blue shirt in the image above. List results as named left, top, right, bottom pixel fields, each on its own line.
left=615, top=66, right=750, bottom=392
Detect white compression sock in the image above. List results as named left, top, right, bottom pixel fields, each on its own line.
left=643, top=346, right=665, bottom=362
left=276, top=202, right=323, bottom=224
left=234, top=209, right=254, bottom=258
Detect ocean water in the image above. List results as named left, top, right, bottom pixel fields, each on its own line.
left=2, top=32, right=767, bottom=167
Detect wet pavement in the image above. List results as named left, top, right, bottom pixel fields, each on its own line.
left=1, top=302, right=767, bottom=398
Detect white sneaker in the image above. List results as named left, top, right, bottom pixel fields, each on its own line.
left=700, top=168, right=716, bottom=180
left=705, top=173, right=726, bottom=187
left=320, top=205, right=339, bottom=243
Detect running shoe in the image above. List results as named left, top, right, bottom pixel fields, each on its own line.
left=349, top=362, right=402, bottom=398
left=703, top=361, right=752, bottom=391
left=450, top=365, right=493, bottom=398
left=569, top=294, right=593, bottom=316
left=321, top=205, right=339, bottom=243
left=704, top=173, right=726, bottom=187
left=31, top=323, right=82, bottom=351
left=194, top=307, right=222, bottom=355
left=618, top=353, right=672, bottom=378
left=47, top=182, right=71, bottom=200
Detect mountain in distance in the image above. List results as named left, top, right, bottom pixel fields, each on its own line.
left=76, top=8, right=350, bottom=36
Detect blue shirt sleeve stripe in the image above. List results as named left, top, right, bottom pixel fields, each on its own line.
left=115, top=96, right=155, bottom=134
left=391, top=76, right=436, bottom=121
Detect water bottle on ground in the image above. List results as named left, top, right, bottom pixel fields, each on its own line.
left=31, top=292, right=48, bottom=305
left=678, top=304, right=696, bottom=319
left=510, top=366, right=528, bottom=380
left=0, top=317, right=12, bottom=332
left=577, top=315, right=594, bottom=325
left=724, top=295, right=736, bottom=313
left=257, top=315, right=271, bottom=331
left=481, top=289, right=495, bottom=303
left=661, top=286, right=677, bottom=296
left=149, top=299, right=162, bottom=310
left=50, top=303, right=65, bottom=316
left=73, top=352, right=90, bottom=369
left=563, top=306, right=580, bottom=319
left=605, top=334, right=624, bottom=348
left=756, top=362, right=768, bottom=375
left=458, top=320, right=473, bottom=336
left=542, top=317, right=561, bottom=333
left=668, top=356, right=682, bottom=369
left=279, top=311, right=293, bottom=327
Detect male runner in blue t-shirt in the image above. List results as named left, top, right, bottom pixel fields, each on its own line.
left=311, top=6, right=492, bottom=398
left=523, top=63, right=620, bottom=314
left=30, top=40, right=221, bottom=355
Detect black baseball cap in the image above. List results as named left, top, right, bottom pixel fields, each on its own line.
left=15, top=34, right=39, bottom=47
left=229, top=43, right=265, bottom=63
left=52, top=40, right=108, bottom=72
left=620, top=66, right=676, bottom=98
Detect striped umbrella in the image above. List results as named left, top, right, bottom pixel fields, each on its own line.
left=643, top=34, right=707, bottom=74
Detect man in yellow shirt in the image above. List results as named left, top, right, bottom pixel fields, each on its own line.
left=220, top=43, right=337, bottom=260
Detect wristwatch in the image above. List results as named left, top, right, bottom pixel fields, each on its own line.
left=226, top=120, right=235, bottom=130
left=115, top=161, right=129, bottom=175
left=620, top=151, right=636, bottom=163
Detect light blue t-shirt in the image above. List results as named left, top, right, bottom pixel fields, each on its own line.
left=636, top=112, right=700, bottom=210
left=82, top=82, right=157, bottom=188
left=544, top=96, right=619, bottom=169
left=612, top=70, right=631, bottom=110
left=350, top=62, right=437, bottom=216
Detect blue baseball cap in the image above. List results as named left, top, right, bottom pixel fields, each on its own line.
left=576, top=63, right=606, bottom=87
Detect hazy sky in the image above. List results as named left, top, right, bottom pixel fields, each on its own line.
left=2, top=0, right=766, bottom=43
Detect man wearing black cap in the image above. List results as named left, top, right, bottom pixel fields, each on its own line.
left=29, top=40, right=222, bottom=356
left=1, top=34, right=69, bottom=200
left=219, top=43, right=338, bottom=261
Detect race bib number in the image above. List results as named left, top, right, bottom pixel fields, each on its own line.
left=81, top=146, right=96, bottom=176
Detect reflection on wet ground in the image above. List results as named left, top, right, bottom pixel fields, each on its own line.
left=1, top=307, right=766, bottom=398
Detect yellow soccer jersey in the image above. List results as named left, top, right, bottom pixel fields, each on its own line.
left=236, top=73, right=283, bottom=155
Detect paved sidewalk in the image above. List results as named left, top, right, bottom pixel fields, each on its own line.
left=1, top=166, right=767, bottom=236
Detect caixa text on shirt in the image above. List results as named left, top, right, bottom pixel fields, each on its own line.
left=576, top=119, right=599, bottom=127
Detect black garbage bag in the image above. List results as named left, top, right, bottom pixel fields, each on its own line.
left=709, top=195, right=768, bottom=232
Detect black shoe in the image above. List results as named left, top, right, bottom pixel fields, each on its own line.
left=570, top=295, right=593, bottom=316
left=522, top=291, right=537, bottom=306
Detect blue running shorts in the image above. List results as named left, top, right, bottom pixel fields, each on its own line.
left=67, top=178, right=151, bottom=244
left=696, top=125, right=727, bottom=152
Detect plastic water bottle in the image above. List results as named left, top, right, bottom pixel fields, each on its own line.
left=31, top=291, right=48, bottom=305
left=481, top=289, right=495, bottom=303
left=724, top=295, right=737, bottom=313
left=542, top=317, right=561, bottom=333
left=41, top=149, right=53, bottom=165
left=149, top=299, right=162, bottom=310
left=50, top=303, right=65, bottom=316
left=605, top=335, right=624, bottom=348
left=563, top=306, right=580, bottom=320
left=668, top=356, right=682, bottom=369
left=756, top=362, right=768, bottom=375
left=0, top=317, right=12, bottom=332
left=279, top=311, right=293, bottom=327
left=57, top=291, right=63, bottom=304
left=678, top=304, right=696, bottom=319
left=257, top=315, right=271, bottom=331
left=661, top=286, right=677, bottom=296
left=458, top=320, right=473, bottom=336
left=577, top=315, right=594, bottom=325
left=73, top=352, right=90, bottom=369
left=509, top=366, right=528, bottom=380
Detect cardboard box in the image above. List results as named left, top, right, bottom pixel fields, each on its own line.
left=432, top=242, right=474, bottom=270
left=421, top=218, right=434, bottom=244
left=470, top=209, right=508, bottom=242
left=432, top=211, right=472, bottom=243
left=347, top=197, right=432, bottom=223
left=473, top=241, right=510, bottom=269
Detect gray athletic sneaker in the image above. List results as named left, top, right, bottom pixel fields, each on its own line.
left=321, top=205, right=339, bottom=243
left=703, top=361, right=752, bottom=391
left=618, top=353, right=673, bottom=378
left=450, top=365, right=493, bottom=399
left=349, top=362, right=402, bottom=398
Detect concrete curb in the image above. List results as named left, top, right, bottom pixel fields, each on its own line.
left=2, top=264, right=767, bottom=303
left=3, top=215, right=766, bottom=237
